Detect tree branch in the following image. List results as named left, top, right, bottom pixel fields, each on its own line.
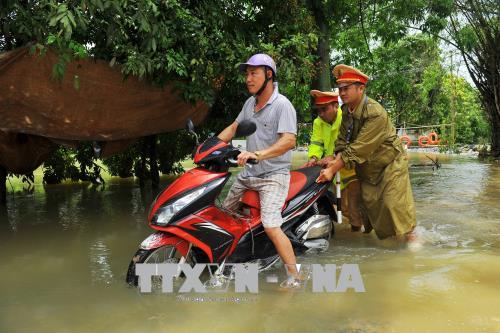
left=404, top=25, right=461, bottom=49
left=358, top=0, right=374, bottom=68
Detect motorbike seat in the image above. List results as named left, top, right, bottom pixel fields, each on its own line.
left=240, top=166, right=322, bottom=209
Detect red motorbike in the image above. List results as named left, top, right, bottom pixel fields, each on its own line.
left=126, top=120, right=338, bottom=285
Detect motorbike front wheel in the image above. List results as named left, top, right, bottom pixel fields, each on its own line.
left=125, top=244, right=194, bottom=287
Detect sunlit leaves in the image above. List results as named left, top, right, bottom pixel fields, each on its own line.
left=456, top=25, right=478, bottom=52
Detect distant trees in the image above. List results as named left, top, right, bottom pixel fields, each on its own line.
left=0, top=0, right=496, bottom=190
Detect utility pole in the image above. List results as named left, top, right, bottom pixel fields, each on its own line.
left=450, top=53, right=456, bottom=146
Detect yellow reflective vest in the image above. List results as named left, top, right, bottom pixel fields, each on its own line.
left=307, top=108, right=357, bottom=189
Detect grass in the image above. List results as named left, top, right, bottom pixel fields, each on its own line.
left=5, top=152, right=311, bottom=193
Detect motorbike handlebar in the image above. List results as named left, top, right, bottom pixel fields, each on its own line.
left=227, top=158, right=259, bottom=166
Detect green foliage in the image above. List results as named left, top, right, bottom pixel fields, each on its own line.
left=297, top=123, right=312, bottom=146
left=354, top=35, right=447, bottom=125
left=156, top=131, right=194, bottom=175
left=2, top=0, right=320, bottom=105
left=440, top=75, right=490, bottom=144
left=102, top=131, right=194, bottom=180
left=1, top=0, right=320, bottom=182
left=103, top=145, right=138, bottom=178
left=6, top=172, right=35, bottom=192
left=1, top=0, right=495, bottom=184
left=74, top=143, right=104, bottom=184
left=41, top=144, right=104, bottom=185
left=445, top=0, right=499, bottom=156
left=318, top=1, right=475, bottom=141
left=334, top=31, right=489, bottom=145
left=42, top=147, right=80, bottom=184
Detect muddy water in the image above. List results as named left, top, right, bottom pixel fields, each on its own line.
left=0, top=153, right=499, bottom=333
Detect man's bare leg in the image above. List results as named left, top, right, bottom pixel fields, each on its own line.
left=264, top=227, right=298, bottom=277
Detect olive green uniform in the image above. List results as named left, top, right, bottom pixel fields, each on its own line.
left=335, top=95, right=416, bottom=239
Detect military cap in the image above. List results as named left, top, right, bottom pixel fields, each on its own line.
left=310, top=90, right=339, bottom=105
left=332, top=64, right=369, bottom=84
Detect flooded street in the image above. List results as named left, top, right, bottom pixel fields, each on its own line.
left=1, top=153, right=499, bottom=333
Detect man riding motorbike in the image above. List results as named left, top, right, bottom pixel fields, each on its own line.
left=217, top=53, right=301, bottom=287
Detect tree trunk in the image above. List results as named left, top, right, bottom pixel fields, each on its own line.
left=315, top=24, right=332, bottom=91
left=0, top=165, right=6, bottom=205
left=148, top=135, right=159, bottom=189
left=308, top=0, right=332, bottom=92
left=450, top=4, right=499, bottom=157
left=485, top=98, right=500, bottom=158
left=464, top=62, right=500, bottom=158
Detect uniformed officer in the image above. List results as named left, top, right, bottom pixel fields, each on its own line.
left=316, top=64, right=417, bottom=242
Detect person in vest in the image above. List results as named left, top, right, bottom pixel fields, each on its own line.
left=303, top=90, right=369, bottom=232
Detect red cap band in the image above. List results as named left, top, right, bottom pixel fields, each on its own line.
left=338, top=72, right=368, bottom=84
left=315, top=95, right=338, bottom=105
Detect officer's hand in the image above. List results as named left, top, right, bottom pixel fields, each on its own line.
left=237, top=151, right=258, bottom=166
left=316, top=167, right=335, bottom=183
left=300, top=159, right=317, bottom=168
left=317, top=156, right=334, bottom=166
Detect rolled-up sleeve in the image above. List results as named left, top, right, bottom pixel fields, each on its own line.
left=339, top=113, right=388, bottom=169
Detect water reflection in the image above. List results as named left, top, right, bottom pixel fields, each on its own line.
left=409, top=264, right=458, bottom=297
left=0, top=204, right=10, bottom=235
left=0, top=153, right=499, bottom=333
left=89, top=239, right=114, bottom=285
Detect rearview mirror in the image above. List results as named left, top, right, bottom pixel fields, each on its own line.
left=235, top=120, right=256, bottom=137
left=186, top=119, right=195, bottom=133
left=185, top=118, right=199, bottom=145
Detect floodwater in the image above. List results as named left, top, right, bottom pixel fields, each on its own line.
left=0, top=153, right=499, bottom=333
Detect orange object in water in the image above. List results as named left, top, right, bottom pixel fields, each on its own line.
left=427, top=132, right=440, bottom=145
left=418, top=135, right=430, bottom=147
left=400, top=134, right=412, bottom=147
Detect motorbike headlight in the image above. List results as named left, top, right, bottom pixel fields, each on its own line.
left=153, top=186, right=207, bottom=226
